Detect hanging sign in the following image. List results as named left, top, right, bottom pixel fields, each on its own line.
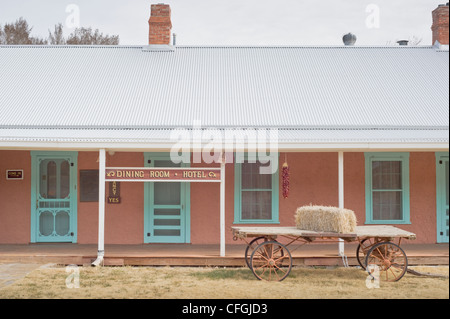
left=108, top=181, right=121, bottom=204
left=6, top=170, right=24, bottom=180
left=105, top=167, right=221, bottom=182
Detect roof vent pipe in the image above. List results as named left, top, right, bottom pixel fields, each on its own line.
left=343, top=33, right=357, bottom=46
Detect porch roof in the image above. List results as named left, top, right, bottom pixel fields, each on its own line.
left=0, top=127, right=448, bottom=151
left=0, top=44, right=449, bottom=149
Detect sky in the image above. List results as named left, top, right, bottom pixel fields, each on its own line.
left=0, top=0, right=445, bottom=46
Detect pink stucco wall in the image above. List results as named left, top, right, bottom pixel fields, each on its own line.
left=408, top=152, right=437, bottom=243
left=278, top=153, right=339, bottom=226
left=0, top=150, right=440, bottom=244
left=186, top=152, right=439, bottom=244
left=339, top=152, right=438, bottom=244
left=77, top=152, right=144, bottom=244
left=0, top=151, right=31, bottom=243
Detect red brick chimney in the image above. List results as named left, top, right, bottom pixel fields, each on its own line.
left=149, top=3, right=172, bottom=45
left=432, top=3, right=449, bottom=45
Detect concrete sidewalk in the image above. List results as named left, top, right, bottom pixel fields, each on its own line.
left=0, top=263, right=54, bottom=289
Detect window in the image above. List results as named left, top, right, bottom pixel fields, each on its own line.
left=365, top=153, right=410, bottom=224
left=234, top=158, right=279, bottom=224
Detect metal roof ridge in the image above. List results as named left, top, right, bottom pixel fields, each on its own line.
left=0, top=44, right=144, bottom=49
left=174, top=45, right=435, bottom=49
left=0, top=44, right=437, bottom=49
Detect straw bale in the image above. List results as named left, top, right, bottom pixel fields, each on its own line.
left=295, top=205, right=357, bottom=234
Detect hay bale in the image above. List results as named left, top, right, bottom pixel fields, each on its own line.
left=295, top=205, right=357, bottom=233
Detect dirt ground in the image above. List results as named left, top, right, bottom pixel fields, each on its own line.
left=0, top=264, right=448, bottom=299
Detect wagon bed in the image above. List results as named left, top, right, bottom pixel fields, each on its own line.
left=232, top=225, right=416, bottom=282
left=232, top=225, right=416, bottom=241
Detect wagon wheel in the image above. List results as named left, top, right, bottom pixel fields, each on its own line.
left=365, top=242, right=408, bottom=282
left=356, top=238, right=376, bottom=270
left=250, top=241, right=292, bottom=282
left=244, top=237, right=267, bottom=269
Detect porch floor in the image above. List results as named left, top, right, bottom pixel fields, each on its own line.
left=0, top=243, right=448, bottom=267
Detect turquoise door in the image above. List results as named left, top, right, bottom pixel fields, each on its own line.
left=436, top=153, right=449, bottom=243
left=144, top=153, right=190, bottom=243
left=31, top=152, right=78, bottom=243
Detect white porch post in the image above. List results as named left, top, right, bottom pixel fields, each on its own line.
left=93, top=148, right=106, bottom=266
left=220, top=157, right=226, bottom=257
left=338, top=151, right=345, bottom=258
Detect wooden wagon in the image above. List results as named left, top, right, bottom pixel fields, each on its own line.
left=232, top=225, right=416, bottom=282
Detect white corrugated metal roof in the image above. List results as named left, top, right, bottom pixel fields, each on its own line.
left=0, top=45, right=448, bottom=130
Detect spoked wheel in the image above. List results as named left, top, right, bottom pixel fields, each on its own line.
left=244, top=237, right=266, bottom=268
left=356, top=238, right=377, bottom=270
left=365, top=242, right=408, bottom=282
left=250, top=241, right=292, bottom=282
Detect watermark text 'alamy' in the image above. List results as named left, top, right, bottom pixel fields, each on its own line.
left=169, top=122, right=279, bottom=174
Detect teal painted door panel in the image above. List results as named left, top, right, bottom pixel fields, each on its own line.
left=31, top=152, right=78, bottom=243
left=144, top=153, right=190, bottom=243
left=436, top=153, right=449, bottom=243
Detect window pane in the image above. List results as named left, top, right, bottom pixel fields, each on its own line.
left=154, top=219, right=180, bottom=226
left=242, top=191, right=272, bottom=220
left=446, top=209, right=449, bottom=238
left=154, top=229, right=180, bottom=236
left=47, top=161, right=57, bottom=199
left=154, top=183, right=181, bottom=205
left=373, top=191, right=402, bottom=220
left=60, top=161, right=70, bottom=199
left=153, top=160, right=181, bottom=205
left=154, top=209, right=180, bottom=216
left=39, top=161, right=48, bottom=198
left=242, top=162, right=271, bottom=189
left=446, top=161, right=449, bottom=206
left=372, top=161, right=402, bottom=190
left=39, top=211, right=53, bottom=236
left=154, top=160, right=181, bottom=168
left=55, top=211, right=70, bottom=236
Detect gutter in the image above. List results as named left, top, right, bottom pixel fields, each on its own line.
left=91, top=251, right=104, bottom=267
left=91, top=149, right=106, bottom=267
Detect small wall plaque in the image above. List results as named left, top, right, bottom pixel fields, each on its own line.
left=6, top=170, right=23, bottom=180
left=80, top=170, right=99, bottom=202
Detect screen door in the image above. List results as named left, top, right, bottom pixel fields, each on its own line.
left=144, top=154, right=190, bottom=243
left=437, top=154, right=449, bottom=243
left=31, top=152, right=77, bottom=243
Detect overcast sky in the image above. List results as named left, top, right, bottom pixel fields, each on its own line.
left=0, top=0, right=445, bottom=46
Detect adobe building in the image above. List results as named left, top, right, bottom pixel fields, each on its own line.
left=0, top=4, right=448, bottom=262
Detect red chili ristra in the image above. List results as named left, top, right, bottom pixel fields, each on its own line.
left=282, top=162, right=290, bottom=199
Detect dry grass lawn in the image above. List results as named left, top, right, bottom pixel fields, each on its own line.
left=0, top=265, right=448, bottom=299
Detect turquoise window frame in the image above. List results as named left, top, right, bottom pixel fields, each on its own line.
left=234, top=154, right=279, bottom=224
left=143, top=152, right=191, bottom=243
left=30, top=151, right=78, bottom=243
left=436, top=152, right=449, bottom=244
left=364, top=152, right=410, bottom=225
